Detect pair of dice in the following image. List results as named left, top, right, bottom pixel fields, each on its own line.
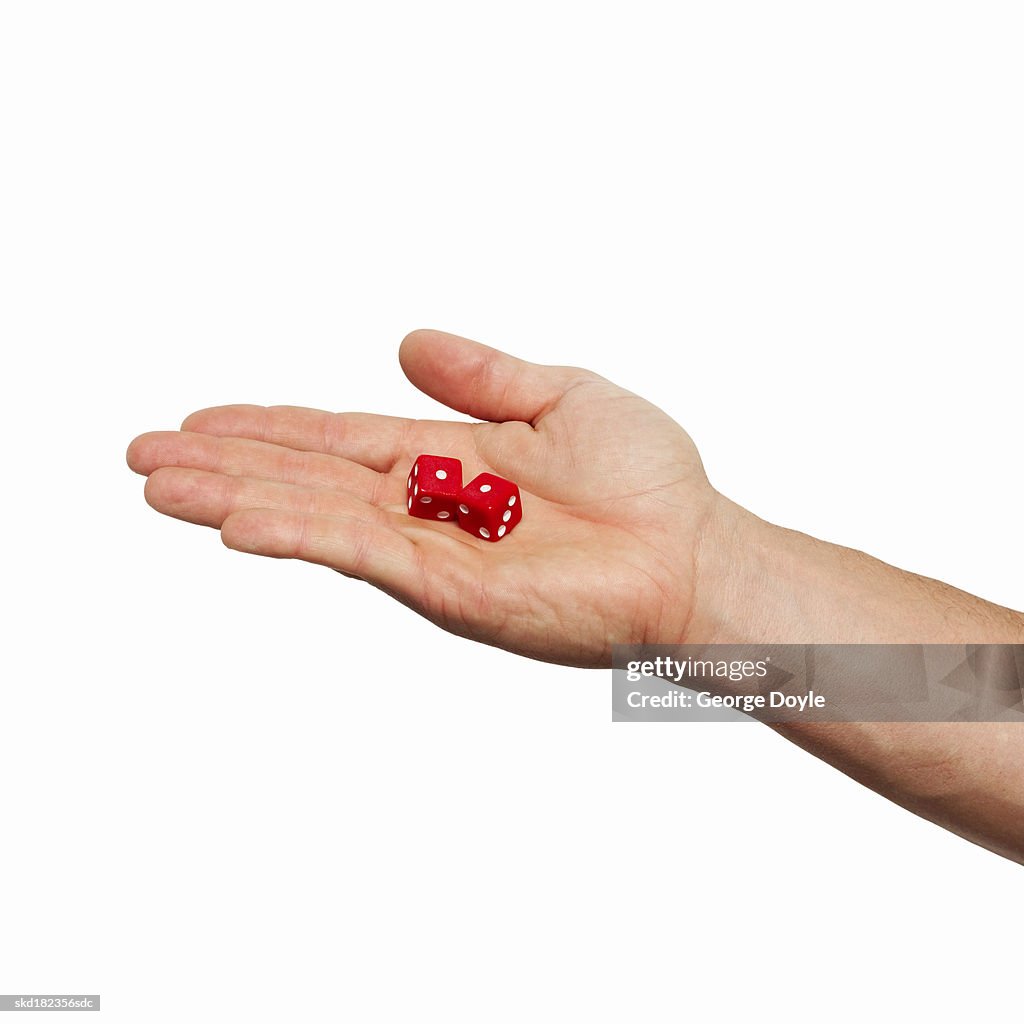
left=406, top=454, right=522, bottom=542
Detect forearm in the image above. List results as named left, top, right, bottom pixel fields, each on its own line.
left=695, top=495, right=1024, bottom=645
left=693, top=495, right=1024, bottom=864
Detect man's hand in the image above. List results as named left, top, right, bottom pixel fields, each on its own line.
left=127, top=329, right=718, bottom=666
left=128, top=327, right=1024, bottom=862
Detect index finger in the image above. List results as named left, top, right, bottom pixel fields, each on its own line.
left=181, top=405, right=416, bottom=473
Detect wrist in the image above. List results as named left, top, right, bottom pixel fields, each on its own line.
left=685, top=492, right=772, bottom=644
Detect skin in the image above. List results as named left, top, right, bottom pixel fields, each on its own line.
left=127, top=328, right=1024, bottom=864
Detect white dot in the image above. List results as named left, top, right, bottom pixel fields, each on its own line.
left=420, top=496, right=432, bottom=504
left=407, top=497, right=412, bottom=509
left=458, top=503, right=469, bottom=515
left=479, top=484, right=491, bottom=493
left=502, top=509, right=512, bottom=522
left=497, top=525, right=506, bottom=537
left=435, top=469, right=447, bottom=480
left=479, top=527, right=490, bottom=539
left=413, top=483, right=418, bottom=496
left=414, top=464, right=418, bottom=476
left=508, top=495, right=516, bottom=507
left=407, top=475, right=412, bottom=488
left=437, top=511, right=450, bottom=519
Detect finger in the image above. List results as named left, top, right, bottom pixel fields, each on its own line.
left=143, top=467, right=399, bottom=530
left=127, top=430, right=384, bottom=500
left=221, top=507, right=422, bottom=596
left=398, top=329, right=593, bottom=425
left=180, top=405, right=414, bottom=473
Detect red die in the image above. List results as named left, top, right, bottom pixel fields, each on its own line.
left=457, top=472, right=522, bottom=542
left=406, top=454, right=462, bottom=522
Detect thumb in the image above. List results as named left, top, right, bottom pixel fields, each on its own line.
left=398, top=329, right=588, bottom=424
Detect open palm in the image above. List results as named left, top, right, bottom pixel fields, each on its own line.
left=127, top=330, right=718, bottom=666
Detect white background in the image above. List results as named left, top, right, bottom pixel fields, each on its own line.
left=2, top=2, right=1022, bottom=1021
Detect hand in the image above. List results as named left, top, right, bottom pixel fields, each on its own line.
left=126, top=329, right=1024, bottom=861
left=127, top=329, right=719, bottom=666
